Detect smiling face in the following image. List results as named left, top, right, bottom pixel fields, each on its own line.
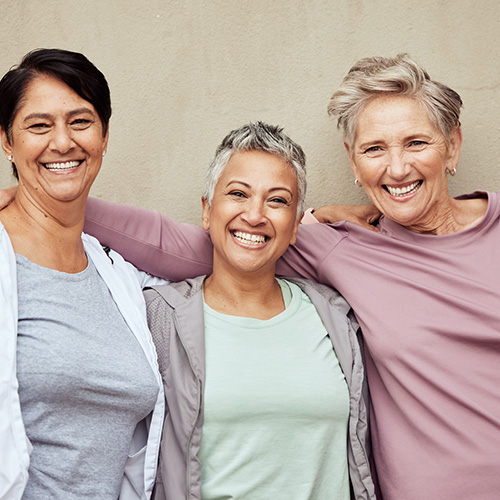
left=345, top=96, right=462, bottom=230
left=1, top=74, right=108, bottom=206
left=202, top=150, right=300, bottom=278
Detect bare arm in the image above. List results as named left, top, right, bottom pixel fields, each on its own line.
left=84, top=198, right=213, bottom=280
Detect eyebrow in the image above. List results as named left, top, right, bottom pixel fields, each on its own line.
left=23, top=107, right=96, bottom=122
left=357, top=133, right=433, bottom=150
left=357, top=140, right=382, bottom=150
left=226, top=180, right=295, bottom=197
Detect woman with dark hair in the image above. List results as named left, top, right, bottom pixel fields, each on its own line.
left=0, top=49, right=164, bottom=500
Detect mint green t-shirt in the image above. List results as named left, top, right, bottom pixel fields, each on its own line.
left=199, top=279, right=350, bottom=500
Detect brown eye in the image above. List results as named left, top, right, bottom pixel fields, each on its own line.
left=229, top=191, right=246, bottom=199
left=70, top=119, right=92, bottom=129
left=28, top=123, right=51, bottom=134
left=364, top=146, right=382, bottom=154
left=270, top=197, right=287, bottom=204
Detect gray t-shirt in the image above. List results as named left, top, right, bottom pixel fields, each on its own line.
left=16, top=254, right=158, bottom=500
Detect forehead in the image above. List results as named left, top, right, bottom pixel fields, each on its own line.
left=219, top=150, right=298, bottom=188
left=355, top=96, right=439, bottom=141
left=16, top=74, right=95, bottom=118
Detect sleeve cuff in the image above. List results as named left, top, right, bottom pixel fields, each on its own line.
left=301, top=208, right=319, bottom=225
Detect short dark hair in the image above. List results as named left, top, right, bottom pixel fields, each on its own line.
left=0, top=48, right=111, bottom=178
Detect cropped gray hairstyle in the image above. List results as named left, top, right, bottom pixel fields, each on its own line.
left=202, top=121, right=307, bottom=218
left=327, top=53, right=463, bottom=147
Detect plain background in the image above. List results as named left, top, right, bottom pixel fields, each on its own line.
left=1, top=1, right=500, bottom=224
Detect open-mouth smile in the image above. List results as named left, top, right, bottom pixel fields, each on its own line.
left=232, top=230, right=268, bottom=246
left=43, top=160, right=84, bottom=172
left=384, top=180, right=422, bottom=197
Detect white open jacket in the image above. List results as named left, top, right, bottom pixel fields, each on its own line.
left=0, top=222, right=165, bottom=500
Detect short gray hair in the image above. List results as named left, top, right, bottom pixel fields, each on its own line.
left=327, top=53, right=463, bottom=147
left=202, top=122, right=307, bottom=218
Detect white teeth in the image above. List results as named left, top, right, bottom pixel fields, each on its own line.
left=386, top=181, right=420, bottom=197
left=44, top=160, right=81, bottom=171
left=233, top=231, right=266, bottom=245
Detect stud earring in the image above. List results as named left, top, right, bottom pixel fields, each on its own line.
left=355, top=178, right=362, bottom=187
left=7, top=155, right=13, bottom=162
left=102, top=151, right=106, bottom=157
left=447, top=168, right=456, bottom=176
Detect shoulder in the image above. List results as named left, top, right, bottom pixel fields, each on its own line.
left=284, top=277, right=354, bottom=317
left=82, top=232, right=112, bottom=263
left=292, top=222, right=350, bottom=263
left=144, top=276, right=206, bottom=310
left=483, top=191, right=500, bottom=215
left=296, top=221, right=348, bottom=242
left=0, top=219, right=12, bottom=248
left=82, top=233, right=147, bottom=306
left=452, top=191, right=500, bottom=230
left=83, top=232, right=135, bottom=273
left=0, top=221, right=16, bottom=272
left=144, top=278, right=205, bottom=362
left=453, top=191, right=488, bottom=224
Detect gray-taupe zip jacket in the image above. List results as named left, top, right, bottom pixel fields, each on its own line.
left=145, top=276, right=376, bottom=500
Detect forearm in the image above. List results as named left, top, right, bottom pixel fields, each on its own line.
left=84, top=198, right=213, bottom=280
left=311, top=204, right=380, bottom=231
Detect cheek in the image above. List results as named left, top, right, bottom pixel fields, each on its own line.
left=363, top=160, right=386, bottom=180
left=358, top=168, right=378, bottom=186
left=355, top=158, right=370, bottom=176
left=280, top=214, right=299, bottom=237
left=209, top=214, right=228, bottom=239
left=419, top=154, right=445, bottom=178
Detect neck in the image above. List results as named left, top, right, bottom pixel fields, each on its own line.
left=204, top=262, right=285, bottom=320
left=405, top=196, right=487, bottom=235
left=0, top=189, right=87, bottom=273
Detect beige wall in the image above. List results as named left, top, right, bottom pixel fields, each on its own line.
left=1, top=1, right=500, bottom=224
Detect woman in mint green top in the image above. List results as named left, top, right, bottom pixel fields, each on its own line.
left=145, top=122, right=375, bottom=500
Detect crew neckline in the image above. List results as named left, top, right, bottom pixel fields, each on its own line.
left=377, top=191, right=492, bottom=244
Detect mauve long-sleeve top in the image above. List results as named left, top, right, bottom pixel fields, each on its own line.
left=85, top=191, right=500, bottom=500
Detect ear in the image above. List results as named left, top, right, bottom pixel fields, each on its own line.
left=289, top=216, right=301, bottom=245
left=201, top=197, right=211, bottom=231
left=446, top=126, right=462, bottom=172
left=344, top=141, right=359, bottom=180
left=0, top=128, right=13, bottom=158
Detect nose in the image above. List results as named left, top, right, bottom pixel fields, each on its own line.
left=241, top=198, right=266, bottom=226
left=49, top=124, right=75, bottom=154
left=387, top=149, right=411, bottom=180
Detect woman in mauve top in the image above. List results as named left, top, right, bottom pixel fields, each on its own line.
left=84, top=54, right=500, bottom=500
